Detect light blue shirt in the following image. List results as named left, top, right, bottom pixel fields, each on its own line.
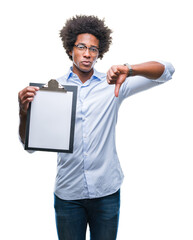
left=54, top=61, right=175, bottom=200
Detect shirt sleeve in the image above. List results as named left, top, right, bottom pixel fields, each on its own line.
left=119, top=61, right=175, bottom=101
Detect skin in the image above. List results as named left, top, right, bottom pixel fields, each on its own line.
left=69, top=33, right=99, bottom=83
left=107, top=62, right=165, bottom=97
left=18, top=33, right=165, bottom=143
left=18, top=86, right=39, bottom=143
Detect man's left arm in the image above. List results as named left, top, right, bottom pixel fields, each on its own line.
left=107, top=61, right=175, bottom=97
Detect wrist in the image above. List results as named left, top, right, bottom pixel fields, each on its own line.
left=19, top=108, right=27, bottom=118
left=124, top=63, right=133, bottom=77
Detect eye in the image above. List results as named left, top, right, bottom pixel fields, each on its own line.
left=77, top=44, right=86, bottom=50
left=90, top=47, right=98, bottom=53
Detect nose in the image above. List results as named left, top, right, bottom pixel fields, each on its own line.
left=83, top=48, right=91, bottom=58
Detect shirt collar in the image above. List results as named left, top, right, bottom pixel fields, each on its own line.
left=66, top=67, right=103, bottom=83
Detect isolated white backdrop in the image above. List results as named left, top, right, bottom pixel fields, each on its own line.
left=0, top=0, right=192, bottom=239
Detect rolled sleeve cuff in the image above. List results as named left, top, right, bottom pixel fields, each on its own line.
left=153, top=60, right=175, bottom=83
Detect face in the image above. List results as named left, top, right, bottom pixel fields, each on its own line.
left=70, top=33, right=99, bottom=74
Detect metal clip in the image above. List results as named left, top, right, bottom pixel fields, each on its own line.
left=41, top=79, right=67, bottom=92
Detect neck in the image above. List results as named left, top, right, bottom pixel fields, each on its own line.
left=72, top=64, right=94, bottom=83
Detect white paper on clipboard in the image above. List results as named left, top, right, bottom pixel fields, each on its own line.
left=25, top=80, right=77, bottom=153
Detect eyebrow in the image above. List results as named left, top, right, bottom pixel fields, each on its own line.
left=77, top=43, right=99, bottom=48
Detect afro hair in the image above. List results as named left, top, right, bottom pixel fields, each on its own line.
left=60, top=15, right=113, bottom=60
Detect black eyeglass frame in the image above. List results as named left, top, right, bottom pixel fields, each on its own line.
left=74, top=44, right=99, bottom=55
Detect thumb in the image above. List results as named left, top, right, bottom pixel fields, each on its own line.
left=114, top=83, right=121, bottom=97
left=114, top=73, right=127, bottom=97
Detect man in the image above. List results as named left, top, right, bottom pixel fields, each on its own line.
left=18, top=15, right=175, bottom=240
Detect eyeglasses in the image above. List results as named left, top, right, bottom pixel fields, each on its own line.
left=74, top=44, right=99, bottom=55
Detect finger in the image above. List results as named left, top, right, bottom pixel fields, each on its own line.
left=110, top=67, right=120, bottom=80
left=19, top=92, right=36, bottom=105
left=19, top=86, right=38, bottom=98
left=107, top=75, right=116, bottom=85
left=18, top=86, right=39, bottom=112
left=24, top=86, right=39, bottom=96
left=19, top=86, right=39, bottom=101
left=108, top=68, right=114, bottom=80
left=22, top=96, right=35, bottom=104
left=111, top=65, right=120, bottom=74
left=19, top=96, right=34, bottom=112
left=107, top=72, right=116, bottom=84
left=114, top=83, right=121, bottom=97
left=107, top=70, right=112, bottom=84
left=107, top=69, right=120, bottom=84
left=114, top=73, right=127, bottom=97
left=22, top=86, right=39, bottom=94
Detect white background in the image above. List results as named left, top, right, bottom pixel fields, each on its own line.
left=0, top=0, right=192, bottom=239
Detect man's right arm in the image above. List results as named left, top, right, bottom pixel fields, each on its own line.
left=18, top=86, right=39, bottom=143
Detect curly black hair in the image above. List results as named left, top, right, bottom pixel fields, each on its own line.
left=60, top=15, right=113, bottom=60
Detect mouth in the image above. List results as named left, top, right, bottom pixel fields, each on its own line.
left=81, top=61, right=92, bottom=66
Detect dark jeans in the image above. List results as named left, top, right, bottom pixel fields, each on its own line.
left=54, top=189, right=120, bottom=240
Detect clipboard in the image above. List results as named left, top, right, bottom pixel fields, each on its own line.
left=25, top=79, right=77, bottom=153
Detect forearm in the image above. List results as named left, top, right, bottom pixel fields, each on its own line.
left=107, top=61, right=174, bottom=97
left=18, top=86, right=39, bottom=144
left=19, top=110, right=27, bottom=144
left=131, top=61, right=165, bottom=79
